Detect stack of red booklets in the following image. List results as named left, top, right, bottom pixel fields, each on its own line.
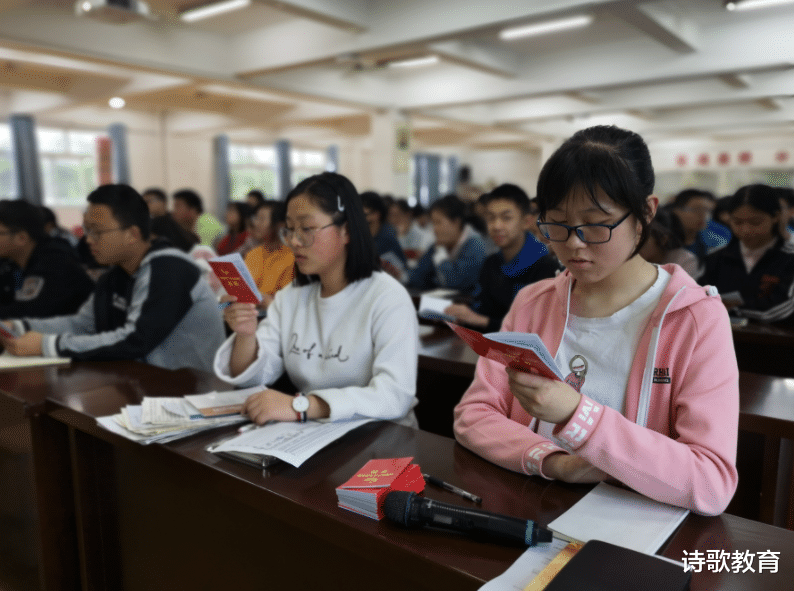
left=336, top=457, right=425, bottom=520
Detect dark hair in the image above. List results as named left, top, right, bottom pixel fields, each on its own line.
left=38, top=205, right=56, bottom=227
left=150, top=214, right=199, bottom=252
left=773, top=187, right=794, bottom=208
left=672, top=189, right=716, bottom=209
left=647, top=207, right=685, bottom=252
left=142, top=187, right=167, bottom=203
left=0, top=199, right=46, bottom=243
left=226, top=202, right=252, bottom=234
left=393, top=199, right=413, bottom=216
left=172, top=189, right=203, bottom=214
left=87, top=184, right=151, bottom=240
left=536, top=125, right=655, bottom=257
left=429, top=194, right=467, bottom=226
left=285, top=172, right=378, bottom=285
left=728, top=184, right=782, bottom=237
left=360, top=191, right=388, bottom=224
left=246, top=190, right=267, bottom=207
left=254, top=200, right=286, bottom=225
left=481, top=183, right=531, bottom=214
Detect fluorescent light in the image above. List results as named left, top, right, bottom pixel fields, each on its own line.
left=389, top=56, right=439, bottom=69
left=500, top=14, right=593, bottom=40
left=180, top=0, right=250, bottom=22
left=726, top=0, right=794, bottom=9
left=109, top=97, right=125, bottom=109
left=81, top=1, right=92, bottom=11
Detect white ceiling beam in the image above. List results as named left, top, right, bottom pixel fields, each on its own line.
left=718, top=74, right=752, bottom=89
left=608, top=1, right=699, bottom=54
left=257, top=0, right=369, bottom=31
left=428, top=40, right=518, bottom=78
left=233, top=0, right=617, bottom=76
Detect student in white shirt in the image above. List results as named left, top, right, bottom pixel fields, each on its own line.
left=214, top=172, right=419, bottom=426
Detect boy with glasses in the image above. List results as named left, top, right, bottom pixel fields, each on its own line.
left=1, top=185, right=224, bottom=372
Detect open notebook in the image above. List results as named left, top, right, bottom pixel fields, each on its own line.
left=0, top=352, right=70, bottom=370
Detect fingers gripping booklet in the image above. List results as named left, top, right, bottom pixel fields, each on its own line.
left=446, top=322, right=564, bottom=381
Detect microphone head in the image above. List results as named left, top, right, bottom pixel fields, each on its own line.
left=383, top=490, right=417, bottom=526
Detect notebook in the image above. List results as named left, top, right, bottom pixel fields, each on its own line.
left=542, top=540, right=691, bottom=591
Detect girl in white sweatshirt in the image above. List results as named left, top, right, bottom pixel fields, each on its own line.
left=214, top=172, right=418, bottom=426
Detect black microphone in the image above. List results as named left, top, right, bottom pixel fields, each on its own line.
left=383, top=490, right=553, bottom=547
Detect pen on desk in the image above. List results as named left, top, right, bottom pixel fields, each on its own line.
left=422, top=473, right=482, bottom=504
left=237, top=422, right=258, bottom=433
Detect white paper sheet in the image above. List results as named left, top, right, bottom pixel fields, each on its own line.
left=211, top=418, right=374, bottom=467
left=478, top=538, right=569, bottom=591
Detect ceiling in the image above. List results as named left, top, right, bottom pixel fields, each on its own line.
left=0, top=0, right=793, bottom=150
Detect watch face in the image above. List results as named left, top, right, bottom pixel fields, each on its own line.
left=292, top=395, right=310, bottom=413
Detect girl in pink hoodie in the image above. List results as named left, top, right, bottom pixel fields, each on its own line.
left=453, top=126, right=739, bottom=516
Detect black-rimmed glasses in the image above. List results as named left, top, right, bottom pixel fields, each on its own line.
left=537, top=211, right=632, bottom=244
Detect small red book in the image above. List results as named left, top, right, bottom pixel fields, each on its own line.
left=208, top=253, right=263, bottom=304
left=337, top=458, right=425, bottom=520
left=446, top=322, right=564, bottom=381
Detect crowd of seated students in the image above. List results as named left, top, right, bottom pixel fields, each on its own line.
left=5, top=153, right=794, bottom=522
left=443, top=184, right=561, bottom=332
left=1, top=185, right=224, bottom=372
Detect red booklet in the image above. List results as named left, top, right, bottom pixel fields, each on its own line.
left=446, top=322, right=564, bottom=381
left=208, top=253, right=263, bottom=304
left=336, top=457, right=425, bottom=520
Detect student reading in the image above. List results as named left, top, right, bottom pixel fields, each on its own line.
left=443, top=184, right=561, bottom=333
left=453, top=126, right=739, bottom=516
left=214, top=172, right=419, bottom=426
left=0, top=185, right=225, bottom=372
left=699, top=184, right=794, bottom=325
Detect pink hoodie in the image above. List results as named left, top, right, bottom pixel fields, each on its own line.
left=453, top=264, right=739, bottom=516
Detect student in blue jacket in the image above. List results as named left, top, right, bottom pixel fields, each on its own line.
left=407, top=194, right=487, bottom=296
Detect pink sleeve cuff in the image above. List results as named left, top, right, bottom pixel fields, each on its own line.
left=523, top=441, right=568, bottom=479
left=553, top=394, right=604, bottom=450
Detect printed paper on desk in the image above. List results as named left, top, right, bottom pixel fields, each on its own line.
left=446, top=322, right=564, bottom=381
left=185, top=386, right=263, bottom=418
left=210, top=418, right=374, bottom=467
left=476, top=537, right=570, bottom=591
left=208, top=253, right=263, bottom=304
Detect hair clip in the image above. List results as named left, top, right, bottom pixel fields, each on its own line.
left=337, top=196, right=345, bottom=212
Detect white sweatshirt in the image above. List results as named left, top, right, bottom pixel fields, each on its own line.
left=214, top=271, right=418, bottom=423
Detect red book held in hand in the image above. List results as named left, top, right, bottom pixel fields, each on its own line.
left=336, top=457, right=425, bottom=520
left=208, top=253, right=263, bottom=304
left=446, top=322, right=564, bottom=381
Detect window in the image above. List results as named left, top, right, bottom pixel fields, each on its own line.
left=229, top=144, right=277, bottom=200
left=290, top=148, right=326, bottom=187
left=38, top=128, right=101, bottom=205
left=0, top=124, right=16, bottom=199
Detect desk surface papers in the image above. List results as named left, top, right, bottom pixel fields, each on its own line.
left=210, top=418, right=374, bottom=467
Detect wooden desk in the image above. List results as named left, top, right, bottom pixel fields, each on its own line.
left=731, top=323, right=794, bottom=378
left=3, top=361, right=794, bottom=591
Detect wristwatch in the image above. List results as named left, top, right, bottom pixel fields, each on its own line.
left=292, top=392, right=309, bottom=423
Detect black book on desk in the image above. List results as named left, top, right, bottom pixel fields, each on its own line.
left=544, top=540, right=691, bottom=591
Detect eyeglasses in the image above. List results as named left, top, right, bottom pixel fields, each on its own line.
left=537, top=211, right=632, bottom=244
left=83, top=226, right=127, bottom=240
left=278, top=222, right=337, bottom=248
